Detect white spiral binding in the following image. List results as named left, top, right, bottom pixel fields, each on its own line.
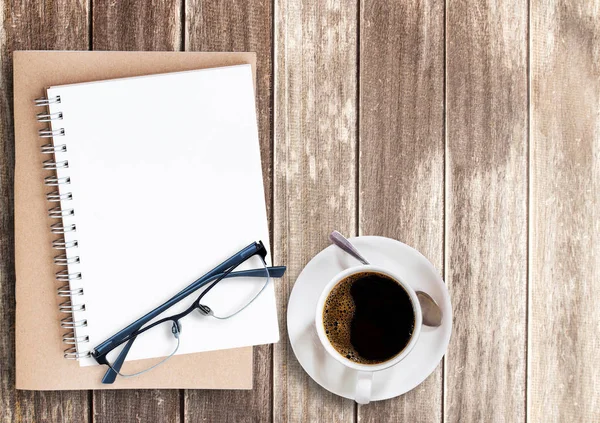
left=55, top=269, right=83, bottom=281
left=41, top=144, right=67, bottom=154
left=50, top=223, right=77, bottom=233
left=36, top=96, right=91, bottom=360
left=45, top=176, right=70, bottom=186
left=43, top=159, right=69, bottom=169
left=37, top=111, right=63, bottom=122
left=39, top=128, right=65, bottom=138
left=57, top=285, right=84, bottom=297
left=62, top=331, right=89, bottom=345
left=47, top=191, right=73, bottom=202
left=53, top=240, right=79, bottom=250
left=60, top=316, right=88, bottom=329
left=35, top=96, right=61, bottom=106
left=63, top=346, right=90, bottom=360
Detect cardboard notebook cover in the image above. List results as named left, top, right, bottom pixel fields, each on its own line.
left=13, top=51, right=259, bottom=390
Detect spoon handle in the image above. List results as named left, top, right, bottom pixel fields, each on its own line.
left=329, top=231, right=370, bottom=265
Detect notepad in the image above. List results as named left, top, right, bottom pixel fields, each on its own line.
left=41, top=64, right=278, bottom=366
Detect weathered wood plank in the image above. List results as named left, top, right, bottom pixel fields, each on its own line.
left=0, top=1, right=90, bottom=422
left=273, top=0, right=358, bottom=421
left=445, top=0, right=528, bottom=421
left=91, top=1, right=182, bottom=422
left=93, top=390, right=179, bottom=423
left=358, top=0, right=444, bottom=421
left=183, top=1, right=273, bottom=421
left=529, top=1, right=600, bottom=421
left=93, top=0, right=182, bottom=51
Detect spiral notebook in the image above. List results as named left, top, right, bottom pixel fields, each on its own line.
left=14, top=51, right=273, bottom=390
left=37, top=64, right=278, bottom=366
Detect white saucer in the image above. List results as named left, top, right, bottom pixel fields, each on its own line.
left=287, top=236, right=452, bottom=401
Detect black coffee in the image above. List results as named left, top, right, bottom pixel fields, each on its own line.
left=322, top=272, right=415, bottom=364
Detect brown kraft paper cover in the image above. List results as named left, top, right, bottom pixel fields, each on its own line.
left=13, top=51, right=259, bottom=390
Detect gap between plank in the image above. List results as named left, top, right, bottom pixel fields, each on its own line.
left=270, top=0, right=277, bottom=421
left=88, top=3, right=93, bottom=422
left=525, top=0, right=532, bottom=420
left=442, top=0, right=448, bottom=421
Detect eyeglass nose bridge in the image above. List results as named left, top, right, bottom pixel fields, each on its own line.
left=197, top=304, right=213, bottom=316
left=171, top=320, right=182, bottom=338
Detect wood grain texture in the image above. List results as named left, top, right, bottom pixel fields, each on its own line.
left=0, top=1, right=89, bottom=422
left=358, top=0, right=444, bottom=421
left=273, top=0, right=357, bottom=421
left=91, top=2, right=181, bottom=422
left=530, top=1, right=600, bottom=421
left=183, top=1, right=273, bottom=421
left=93, top=0, right=182, bottom=51
left=1, top=1, right=599, bottom=422
left=93, top=390, right=179, bottom=423
left=445, top=0, right=528, bottom=421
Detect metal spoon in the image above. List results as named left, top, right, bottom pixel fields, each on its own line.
left=329, top=230, right=443, bottom=327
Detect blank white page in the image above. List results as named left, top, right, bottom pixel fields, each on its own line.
left=46, top=65, right=278, bottom=366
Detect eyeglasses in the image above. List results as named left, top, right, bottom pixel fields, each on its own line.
left=91, top=241, right=285, bottom=383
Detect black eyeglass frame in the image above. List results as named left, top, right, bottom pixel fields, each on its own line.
left=91, top=241, right=285, bottom=384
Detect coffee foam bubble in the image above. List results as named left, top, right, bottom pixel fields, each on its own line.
left=322, top=273, right=381, bottom=364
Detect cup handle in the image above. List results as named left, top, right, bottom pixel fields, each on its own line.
left=355, top=371, right=373, bottom=404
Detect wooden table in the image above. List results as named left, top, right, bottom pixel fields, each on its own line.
left=1, top=1, right=598, bottom=422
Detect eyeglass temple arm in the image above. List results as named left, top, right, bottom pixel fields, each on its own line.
left=100, top=264, right=286, bottom=383
left=230, top=265, right=286, bottom=278
left=101, top=338, right=134, bottom=384
left=175, top=266, right=286, bottom=303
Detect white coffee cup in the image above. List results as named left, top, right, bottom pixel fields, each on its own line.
left=314, top=265, right=422, bottom=404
